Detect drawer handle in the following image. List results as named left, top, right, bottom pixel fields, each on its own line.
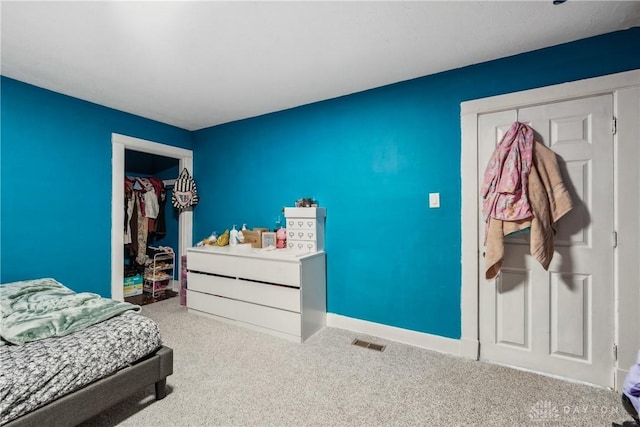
left=288, top=220, right=294, bottom=227
left=297, top=243, right=304, bottom=249
left=298, top=232, right=304, bottom=238
left=288, top=231, right=294, bottom=238
left=307, top=243, right=314, bottom=249
left=307, top=232, right=314, bottom=238
left=288, top=242, right=294, bottom=248
left=298, top=221, right=304, bottom=227
left=307, top=221, right=313, bottom=227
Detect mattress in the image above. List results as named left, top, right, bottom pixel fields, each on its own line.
left=0, top=311, right=162, bottom=425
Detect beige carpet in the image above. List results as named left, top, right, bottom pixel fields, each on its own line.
left=80, top=297, right=630, bottom=426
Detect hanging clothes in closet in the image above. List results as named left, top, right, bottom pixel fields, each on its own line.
left=124, top=176, right=167, bottom=265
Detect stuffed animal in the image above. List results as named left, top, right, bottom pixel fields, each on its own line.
left=276, top=227, right=287, bottom=249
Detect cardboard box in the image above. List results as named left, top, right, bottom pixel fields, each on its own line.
left=124, top=274, right=143, bottom=297
left=242, top=229, right=262, bottom=248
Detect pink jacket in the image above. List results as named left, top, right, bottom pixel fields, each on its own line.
left=482, top=122, right=534, bottom=225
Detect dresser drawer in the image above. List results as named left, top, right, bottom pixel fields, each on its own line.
left=188, top=251, right=301, bottom=286
left=187, top=272, right=300, bottom=312
left=286, top=218, right=317, bottom=230
left=287, top=229, right=317, bottom=241
left=187, top=290, right=302, bottom=337
left=287, top=240, right=317, bottom=252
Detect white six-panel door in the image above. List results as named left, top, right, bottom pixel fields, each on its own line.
left=478, top=94, right=615, bottom=387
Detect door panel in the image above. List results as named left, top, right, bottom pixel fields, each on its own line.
left=555, top=160, right=589, bottom=246
left=495, top=268, right=529, bottom=348
left=549, top=272, right=588, bottom=359
left=478, top=94, right=614, bottom=387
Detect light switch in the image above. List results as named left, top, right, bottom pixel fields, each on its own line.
left=429, top=193, right=440, bottom=208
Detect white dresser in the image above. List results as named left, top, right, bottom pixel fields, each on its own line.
left=186, top=246, right=326, bottom=342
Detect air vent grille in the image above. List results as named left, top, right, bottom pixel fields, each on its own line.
left=352, top=338, right=386, bottom=352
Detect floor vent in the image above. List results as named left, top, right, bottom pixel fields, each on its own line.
left=352, top=338, right=386, bottom=352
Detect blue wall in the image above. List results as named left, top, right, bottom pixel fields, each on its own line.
left=1, top=28, right=638, bottom=337
left=193, top=28, right=640, bottom=339
left=0, top=78, right=193, bottom=295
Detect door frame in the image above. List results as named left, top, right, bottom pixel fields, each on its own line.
left=111, top=133, right=194, bottom=302
left=460, top=70, right=640, bottom=390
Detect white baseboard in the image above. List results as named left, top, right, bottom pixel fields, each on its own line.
left=459, top=337, right=480, bottom=360
left=326, top=313, right=465, bottom=357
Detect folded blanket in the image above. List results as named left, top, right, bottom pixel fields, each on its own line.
left=0, top=278, right=140, bottom=345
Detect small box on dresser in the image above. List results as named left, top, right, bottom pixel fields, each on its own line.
left=284, top=207, right=326, bottom=253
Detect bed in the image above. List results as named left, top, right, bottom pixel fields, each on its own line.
left=0, top=278, right=173, bottom=427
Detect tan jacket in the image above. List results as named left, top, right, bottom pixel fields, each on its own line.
left=485, top=142, right=573, bottom=280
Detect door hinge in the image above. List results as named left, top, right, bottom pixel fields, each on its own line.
left=613, top=344, right=618, bottom=361
left=612, top=231, right=618, bottom=248
left=612, top=116, right=617, bottom=135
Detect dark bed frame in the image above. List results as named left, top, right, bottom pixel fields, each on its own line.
left=5, top=345, right=173, bottom=427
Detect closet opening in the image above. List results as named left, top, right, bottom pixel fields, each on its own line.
left=111, top=133, right=193, bottom=303
left=124, top=151, right=180, bottom=305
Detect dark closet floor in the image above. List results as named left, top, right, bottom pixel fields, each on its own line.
left=125, top=290, right=178, bottom=306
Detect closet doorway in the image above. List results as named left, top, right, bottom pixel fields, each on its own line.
left=476, top=95, right=614, bottom=387
left=111, top=133, right=193, bottom=302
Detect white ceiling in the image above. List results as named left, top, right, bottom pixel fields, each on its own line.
left=2, top=1, right=639, bottom=131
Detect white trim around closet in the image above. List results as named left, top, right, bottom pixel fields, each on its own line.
left=111, top=133, right=194, bottom=302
